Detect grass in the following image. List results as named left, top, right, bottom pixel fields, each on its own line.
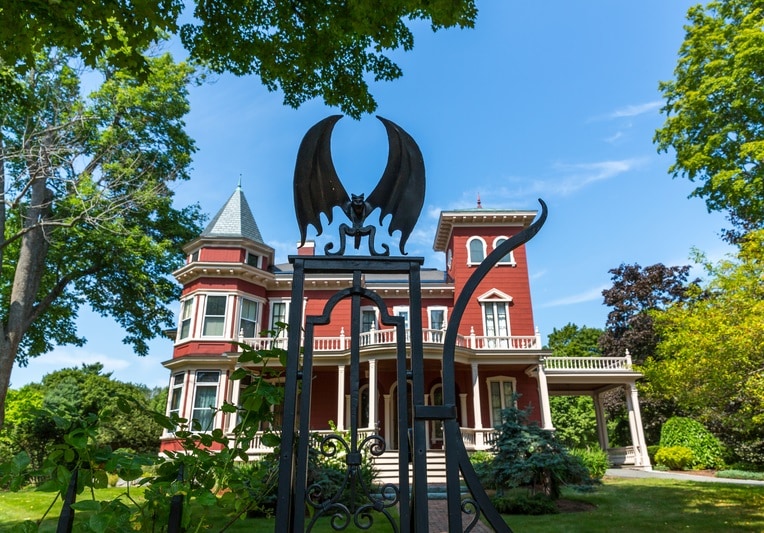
left=0, top=476, right=762, bottom=532
left=505, top=476, right=764, bottom=532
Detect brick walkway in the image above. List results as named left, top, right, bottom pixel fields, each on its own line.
left=427, top=499, right=493, bottom=532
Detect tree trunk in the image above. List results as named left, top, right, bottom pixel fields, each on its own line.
left=0, top=175, right=52, bottom=427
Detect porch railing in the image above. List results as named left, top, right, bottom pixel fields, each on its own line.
left=242, top=327, right=542, bottom=353
left=243, top=428, right=498, bottom=455
left=543, top=355, right=633, bottom=372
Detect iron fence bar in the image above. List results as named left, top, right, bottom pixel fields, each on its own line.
left=295, top=313, right=318, bottom=532
left=56, top=467, right=78, bottom=533
left=407, top=261, right=429, bottom=532
left=275, top=257, right=307, bottom=531
left=167, top=463, right=184, bottom=533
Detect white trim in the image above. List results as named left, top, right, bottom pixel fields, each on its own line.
left=477, top=288, right=513, bottom=302
left=360, top=305, right=379, bottom=332
left=268, top=298, right=290, bottom=336
left=201, top=293, right=230, bottom=338
left=427, top=306, right=448, bottom=330
left=466, top=236, right=487, bottom=266
left=485, top=376, right=517, bottom=428
left=238, top=296, right=263, bottom=338
left=191, top=369, right=223, bottom=432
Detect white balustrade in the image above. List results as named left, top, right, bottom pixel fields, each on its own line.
left=543, top=356, right=632, bottom=372
left=244, top=328, right=541, bottom=353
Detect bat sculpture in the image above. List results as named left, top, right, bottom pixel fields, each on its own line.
left=294, top=115, right=425, bottom=256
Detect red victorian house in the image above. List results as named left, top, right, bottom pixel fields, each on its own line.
left=160, top=186, right=652, bottom=471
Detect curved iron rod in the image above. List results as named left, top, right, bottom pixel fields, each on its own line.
left=441, top=198, right=548, bottom=532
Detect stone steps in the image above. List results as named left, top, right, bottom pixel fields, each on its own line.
left=372, top=450, right=451, bottom=485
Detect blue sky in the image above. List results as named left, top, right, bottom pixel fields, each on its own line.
left=12, top=1, right=733, bottom=389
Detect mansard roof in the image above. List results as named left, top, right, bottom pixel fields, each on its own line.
left=201, top=186, right=264, bottom=244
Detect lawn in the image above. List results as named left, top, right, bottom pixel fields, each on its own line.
left=0, top=476, right=762, bottom=532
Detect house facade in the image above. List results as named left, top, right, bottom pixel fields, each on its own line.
left=160, top=186, right=652, bottom=469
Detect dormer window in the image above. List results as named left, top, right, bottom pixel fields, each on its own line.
left=493, top=237, right=516, bottom=266
left=467, top=237, right=487, bottom=265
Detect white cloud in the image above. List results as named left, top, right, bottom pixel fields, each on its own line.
left=541, top=285, right=608, bottom=307
left=607, top=101, right=662, bottom=119
left=549, top=158, right=645, bottom=195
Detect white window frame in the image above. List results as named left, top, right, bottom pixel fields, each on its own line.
left=466, top=236, right=487, bottom=266
left=239, top=297, right=261, bottom=338
left=168, top=372, right=185, bottom=419
left=269, top=299, right=290, bottom=336
left=178, top=298, right=194, bottom=340
left=493, top=236, right=517, bottom=266
left=201, top=294, right=229, bottom=337
left=427, top=306, right=448, bottom=330
left=478, top=289, right=513, bottom=347
left=486, top=376, right=517, bottom=428
left=191, top=370, right=221, bottom=432
left=360, top=306, right=378, bottom=333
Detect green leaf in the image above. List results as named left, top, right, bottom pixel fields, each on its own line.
left=261, top=432, right=281, bottom=448
left=71, top=500, right=103, bottom=512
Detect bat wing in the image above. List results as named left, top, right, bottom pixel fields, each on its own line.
left=293, top=115, right=350, bottom=246
left=367, top=116, right=426, bottom=254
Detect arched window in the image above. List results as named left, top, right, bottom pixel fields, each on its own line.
left=467, top=237, right=487, bottom=265
left=493, top=237, right=516, bottom=265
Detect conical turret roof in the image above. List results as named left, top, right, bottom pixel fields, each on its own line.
left=201, top=186, right=264, bottom=244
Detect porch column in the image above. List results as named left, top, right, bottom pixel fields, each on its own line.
left=459, top=393, right=468, bottom=427
left=593, top=392, right=609, bottom=451
left=228, top=372, right=241, bottom=433
left=345, top=395, right=351, bottom=429
left=383, top=394, right=392, bottom=449
left=424, top=394, right=430, bottom=450
left=368, top=359, right=377, bottom=430
left=535, top=362, right=554, bottom=431
left=624, top=383, right=651, bottom=469
left=336, top=365, right=345, bottom=430
left=471, top=363, right=483, bottom=429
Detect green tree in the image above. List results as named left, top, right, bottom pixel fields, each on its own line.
left=0, top=364, right=166, bottom=468
left=546, top=324, right=603, bottom=449
left=1, top=0, right=477, bottom=118
left=655, top=0, right=764, bottom=242
left=645, top=231, right=764, bottom=465
left=0, top=50, right=203, bottom=427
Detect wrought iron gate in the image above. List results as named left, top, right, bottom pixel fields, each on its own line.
left=275, top=115, right=548, bottom=531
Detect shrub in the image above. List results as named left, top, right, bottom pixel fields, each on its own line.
left=647, top=445, right=661, bottom=465
left=490, top=402, right=591, bottom=499
left=469, top=450, right=495, bottom=488
left=655, top=446, right=694, bottom=470
left=569, top=448, right=609, bottom=480
left=659, top=417, right=725, bottom=469
left=491, top=493, right=559, bottom=515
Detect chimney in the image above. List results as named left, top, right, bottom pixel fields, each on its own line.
left=297, top=240, right=315, bottom=256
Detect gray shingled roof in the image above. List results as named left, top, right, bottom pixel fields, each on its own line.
left=201, top=186, right=264, bottom=244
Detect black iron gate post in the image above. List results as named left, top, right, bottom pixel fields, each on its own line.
left=275, top=255, right=427, bottom=532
